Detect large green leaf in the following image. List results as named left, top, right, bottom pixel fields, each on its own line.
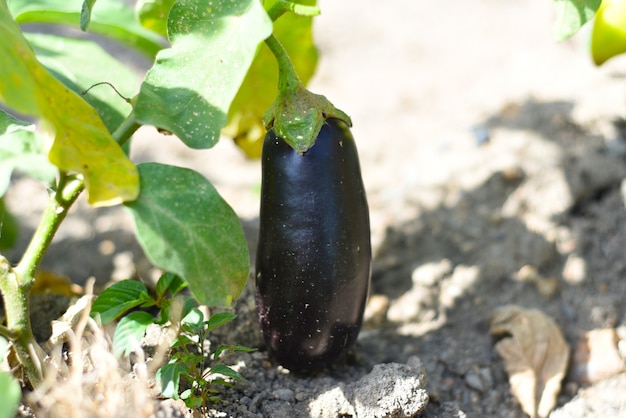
left=553, top=0, right=602, bottom=41
left=0, top=4, right=139, bottom=206
left=7, top=0, right=165, bottom=58
left=0, top=109, right=57, bottom=196
left=25, top=33, right=139, bottom=133
left=224, top=0, right=318, bottom=158
left=134, top=0, right=272, bottom=149
left=124, top=163, right=250, bottom=307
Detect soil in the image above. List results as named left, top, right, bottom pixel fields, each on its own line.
left=5, top=0, right=626, bottom=416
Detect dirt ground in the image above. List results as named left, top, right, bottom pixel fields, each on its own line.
left=6, top=0, right=626, bottom=416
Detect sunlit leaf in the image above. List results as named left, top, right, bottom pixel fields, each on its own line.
left=209, top=364, right=243, bottom=381
left=591, top=0, right=626, bottom=65
left=157, top=361, right=187, bottom=399
left=224, top=0, right=318, bottom=158
left=124, top=163, right=250, bottom=307
left=135, top=0, right=176, bottom=37
left=25, top=33, right=139, bottom=132
left=8, top=0, right=164, bottom=58
left=552, top=0, right=602, bottom=41
left=134, top=0, right=272, bottom=149
left=490, top=305, right=569, bottom=418
left=90, top=280, right=155, bottom=324
left=0, top=5, right=139, bottom=206
left=0, top=109, right=57, bottom=196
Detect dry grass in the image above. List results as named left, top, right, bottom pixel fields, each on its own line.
left=24, top=289, right=159, bottom=418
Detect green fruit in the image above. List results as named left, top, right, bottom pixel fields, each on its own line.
left=591, top=0, right=626, bottom=65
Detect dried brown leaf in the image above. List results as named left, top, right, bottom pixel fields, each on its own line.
left=489, top=305, right=569, bottom=418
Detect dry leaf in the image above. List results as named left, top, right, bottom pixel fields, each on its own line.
left=569, top=328, right=625, bottom=384
left=489, top=305, right=569, bottom=418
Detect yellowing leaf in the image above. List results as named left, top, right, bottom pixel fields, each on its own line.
left=489, top=305, right=569, bottom=418
left=591, top=0, right=626, bottom=65
left=0, top=2, right=138, bottom=206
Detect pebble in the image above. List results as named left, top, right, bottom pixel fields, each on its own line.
left=273, top=388, right=295, bottom=403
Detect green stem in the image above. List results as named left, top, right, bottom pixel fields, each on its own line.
left=264, top=34, right=303, bottom=93
left=266, top=0, right=320, bottom=21
left=1, top=110, right=140, bottom=387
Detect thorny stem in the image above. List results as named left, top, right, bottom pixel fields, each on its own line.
left=0, top=110, right=140, bottom=386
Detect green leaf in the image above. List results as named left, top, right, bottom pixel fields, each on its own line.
left=224, top=0, right=318, bottom=158
left=0, top=6, right=139, bottom=206
left=91, top=280, right=155, bottom=324
left=80, top=0, right=97, bottom=30
left=25, top=33, right=139, bottom=133
left=113, top=310, right=154, bottom=357
left=208, top=364, right=243, bottom=381
left=124, top=163, right=250, bottom=307
left=8, top=0, right=165, bottom=58
left=182, top=307, right=205, bottom=327
left=552, top=0, right=602, bottom=41
left=134, top=0, right=272, bottom=149
left=591, top=0, right=626, bottom=65
left=0, top=110, right=57, bottom=197
left=0, top=373, right=21, bottom=418
left=156, top=272, right=188, bottom=299
left=135, top=0, right=176, bottom=37
left=157, top=361, right=187, bottom=399
left=171, top=333, right=195, bottom=349
left=205, top=311, right=236, bottom=332
left=213, top=343, right=255, bottom=359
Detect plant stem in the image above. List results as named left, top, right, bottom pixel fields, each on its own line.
left=264, top=34, right=303, bottom=93
left=1, top=110, right=140, bottom=386
left=266, top=0, right=320, bottom=21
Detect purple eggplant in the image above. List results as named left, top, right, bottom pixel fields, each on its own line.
left=255, top=118, right=371, bottom=372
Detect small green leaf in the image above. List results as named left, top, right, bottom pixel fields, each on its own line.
left=9, top=0, right=165, bottom=58
left=157, top=362, right=187, bottom=399
left=156, top=272, right=188, bottom=299
left=80, top=0, right=97, bottom=30
left=0, top=5, right=139, bottom=206
left=205, top=311, right=237, bottom=332
left=134, top=0, right=272, bottom=149
left=135, top=0, right=176, bottom=37
left=225, top=0, right=318, bottom=158
left=113, top=311, right=154, bottom=357
left=124, top=163, right=250, bottom=307
left=182, top=307, right=204, bottom=325
left=212, top=343, right=255, bottom=359
left=552, top=0, right=602, bottom=41
left=0, top=372, right=21, bottom=418
left=208, top=364, right=243, bottom=381
left=171, top=334, right=195, bottom=348
left=91, top=280, right=155, bottom=324
left=0, top=110, right=57, bottom=197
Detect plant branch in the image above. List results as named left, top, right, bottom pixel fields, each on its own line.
left=266, top=0, right=320, bottom=22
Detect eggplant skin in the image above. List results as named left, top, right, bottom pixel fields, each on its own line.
left=255, top=118, right=371, bottom=372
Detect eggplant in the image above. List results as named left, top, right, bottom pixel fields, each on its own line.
left=255, top=118, right=371, bottom=372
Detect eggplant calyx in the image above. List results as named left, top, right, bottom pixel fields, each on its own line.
left=263, top=85, right=351, bottom=154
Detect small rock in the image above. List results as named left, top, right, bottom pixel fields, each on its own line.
left=273, top=388, right=295, bottom=403
left=569, top=328, right=625, bottom=384
left=562, top=255, right=586, bottom=284
left=352, top=362, right=429, bottom=417
left=411, top=259, right=453, bottom=287
left=464, top=371, right=484, bottom=392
